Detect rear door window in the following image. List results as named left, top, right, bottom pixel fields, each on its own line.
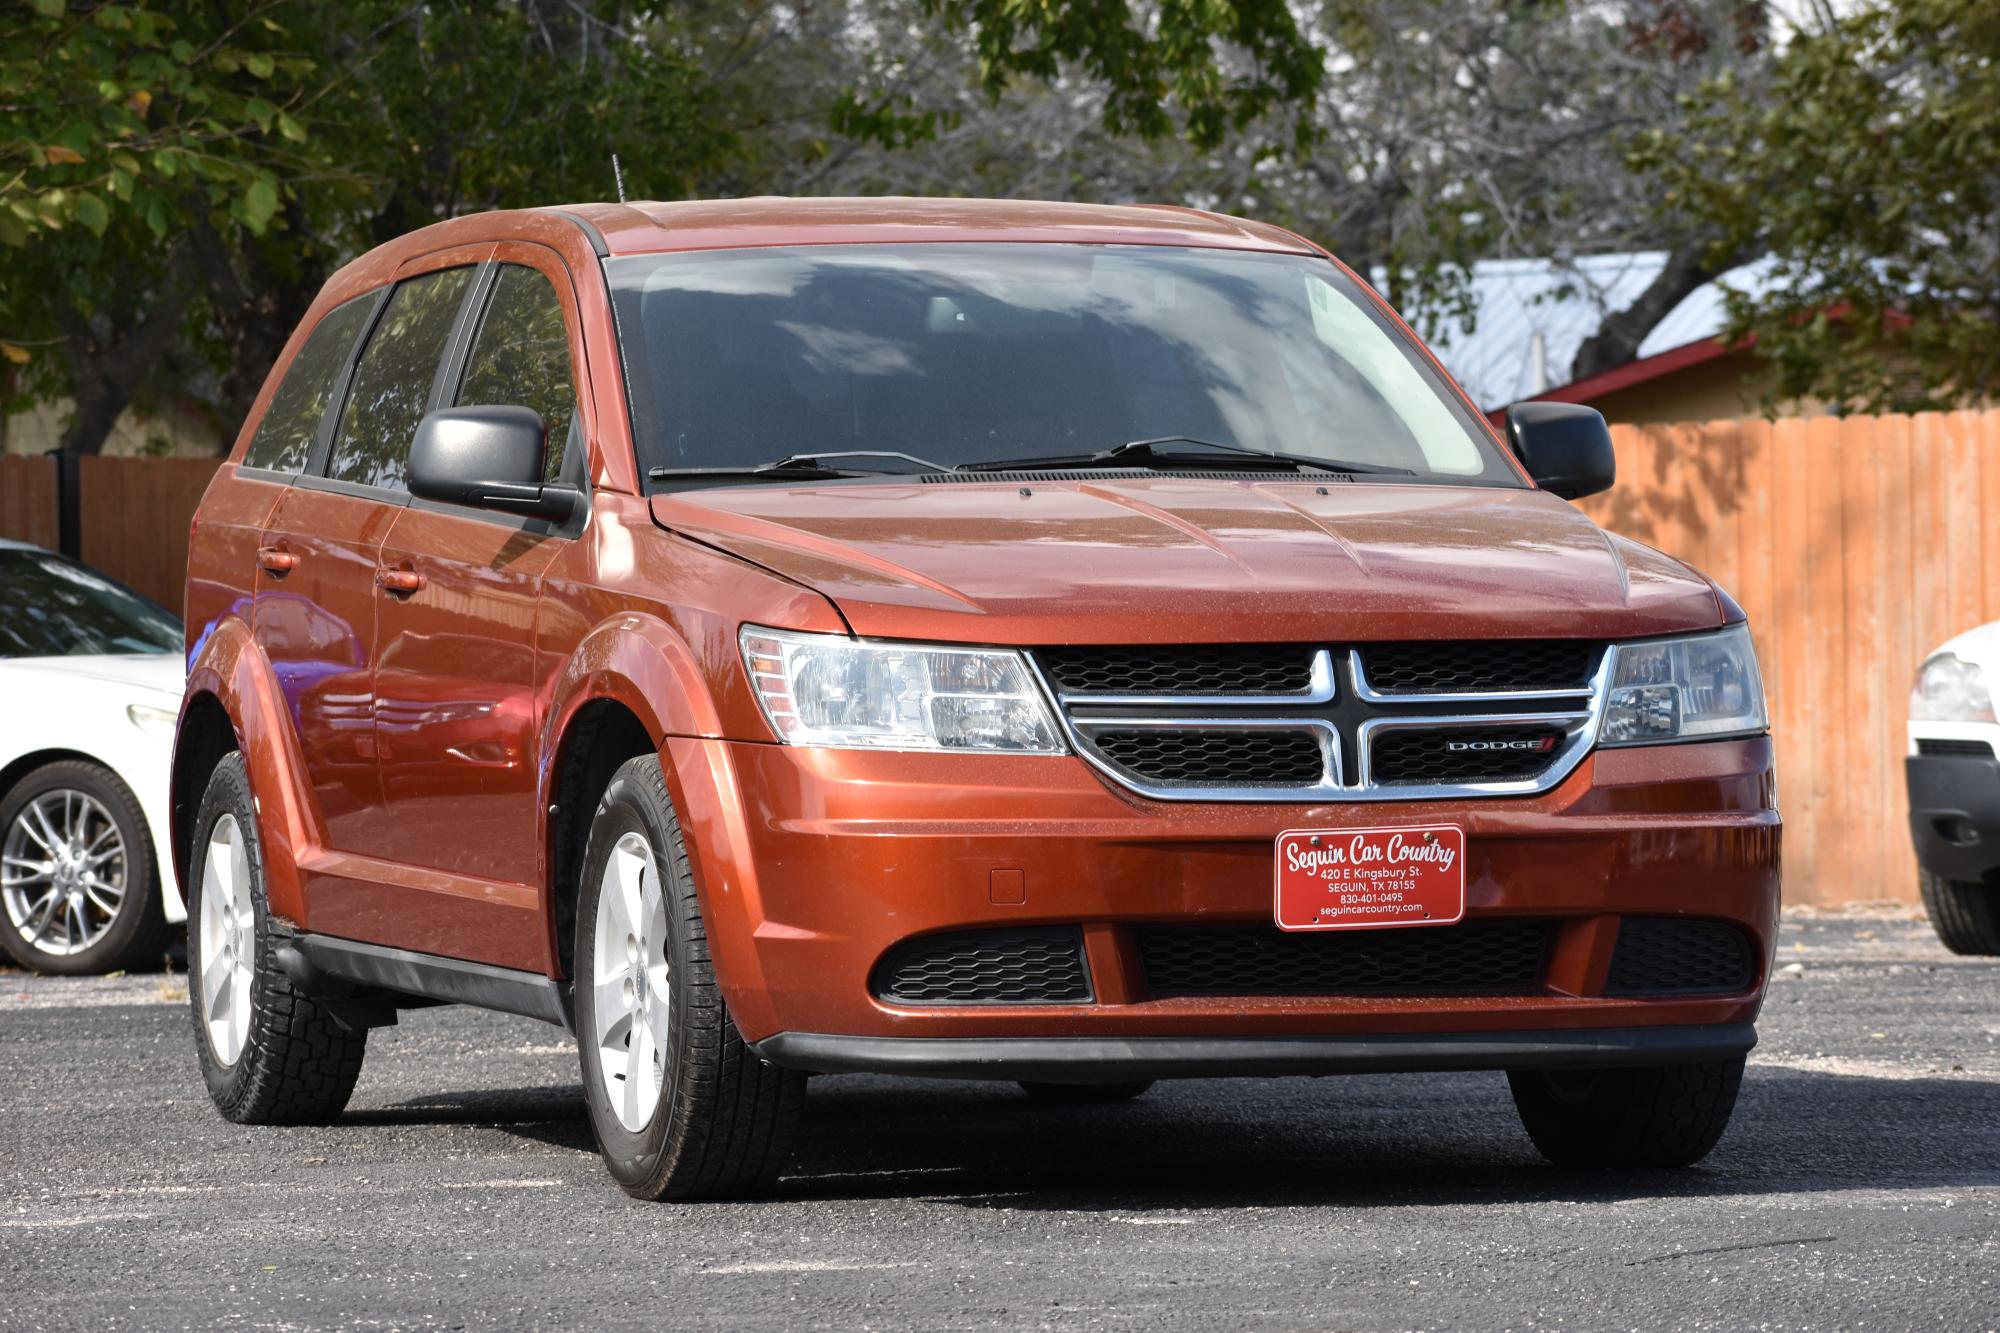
left=243, top=295, right=375, bottom=473
left=325, top=266, right=476, bottom=491
left=454, top=265, right=578, bottom=483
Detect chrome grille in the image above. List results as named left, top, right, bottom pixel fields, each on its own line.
left=1039, top=645, right=1316, bottom=698
left=1358, top=641, right=1602, bottom=696
left=1090, top=726, right=1328, bottom=788
left=1369, top=725, right=1570, bottom=785
left=1032, top=641, right=1607, bottom=802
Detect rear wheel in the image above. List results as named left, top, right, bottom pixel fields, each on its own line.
left=0, top=760, right=167, bottom=975
left=575, top=755, right=805, bottom=1201
left=1018, top=1080, right=1154, bottom=1103
left=187, top=754, right=365, bottom=1124
left=1507, top=1056, right=1744, bottom=1168
left=1918, top=869, right=2000, bottom=955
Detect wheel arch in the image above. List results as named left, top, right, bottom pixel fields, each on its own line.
left=169, top=691, right=239, bottom=904
left=543, top=697, right=658, bottom=982
left=178, top=616, right=318, bottom=925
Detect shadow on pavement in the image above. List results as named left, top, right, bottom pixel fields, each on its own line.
left=343, top=1063, right=2000, bottom=1208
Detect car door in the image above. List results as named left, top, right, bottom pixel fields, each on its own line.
left=266, top=255, right=484, bottom=936
left=249, top=287, right=402, bottom=861
left=366, top=252, right=581, bottom=968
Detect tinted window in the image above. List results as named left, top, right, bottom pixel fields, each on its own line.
left=455, top=265, right=577, bottom=482
left=0, top=549, right=182, bottom=658
left=243, top=295, right=375, bottom=472
left=608, top=245, right=1514, bottom=485
left=326, top=266, right=476, bottom=490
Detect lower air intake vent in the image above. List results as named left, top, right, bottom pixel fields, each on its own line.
left=1090, top=727, right=1327, bottom=787
left=1135, top=921, right=1550, bottom=996
left=872, top=927, right=1091, bottom=1005
left=1604, top=918, right=1757, bottom=996
left=1369, top=726, right=1567, bottom=784
left=1916, top=738, right=1995, bottom=758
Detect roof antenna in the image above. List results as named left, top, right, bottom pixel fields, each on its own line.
left=611, top=153, right=627, bottom=204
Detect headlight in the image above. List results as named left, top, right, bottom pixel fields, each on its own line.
left=1910, top=652, right=1995, bottom=722
left=1600, top=623, right=1768, bottom=746
left=740, top=627, right=1065, bottom=753
left=126, top=702, right=178, bottom=739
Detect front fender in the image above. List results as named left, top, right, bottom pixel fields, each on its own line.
left=179, top=617, right=321, bottom=926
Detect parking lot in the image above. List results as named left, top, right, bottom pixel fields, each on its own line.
left=3, top=911, right=1995, bottom=1331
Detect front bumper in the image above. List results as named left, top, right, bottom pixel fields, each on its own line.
left=664, top=734, right=1781, bottom=1063
left=752, top=1023, right=1758, bottom=1082
left=1906, top=751, right=2000, bottom=882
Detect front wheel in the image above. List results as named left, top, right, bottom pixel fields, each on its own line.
left=574, top=755, right=806, bottom=1201
left=1919, top=869, right=2000, bottom=955
left=1508, top=1056, right=1745, bottom=1168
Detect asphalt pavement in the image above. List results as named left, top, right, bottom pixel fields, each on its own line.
left=2, top=911, right=1996, bottom=1331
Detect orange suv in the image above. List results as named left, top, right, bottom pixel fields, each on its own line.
left=174, top=199, right=1779, bottom=1200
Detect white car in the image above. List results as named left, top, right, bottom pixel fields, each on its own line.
left=0, top=539, right=186, bottom=974
left=1907, top=623, right=2000, bottom=955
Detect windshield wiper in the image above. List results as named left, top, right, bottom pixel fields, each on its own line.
left=955, top=436, right=1416, bottom=477
left=649, top=449, right=954, bottom=483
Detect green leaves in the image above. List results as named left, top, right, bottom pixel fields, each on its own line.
left=243, top=177, right=278, bottom=231
left=1645, top=0, right=2000, bottom=411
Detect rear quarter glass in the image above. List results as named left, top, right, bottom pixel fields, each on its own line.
left=242, top=296, right=378, bottom=474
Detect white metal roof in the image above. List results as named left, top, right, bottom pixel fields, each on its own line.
left=1381, top=253, right=1778, bottom=411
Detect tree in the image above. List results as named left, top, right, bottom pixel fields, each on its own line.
left=1643, top=0, right=2000, bottom=412
left=0, top=1, right=323, bottom=450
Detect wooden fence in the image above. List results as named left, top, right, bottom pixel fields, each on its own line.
left=0, top=454, right=220, bottom=609
left=6, top=411, right=1996, bottom=904
left=1584, top=411, right=2000, bottom=907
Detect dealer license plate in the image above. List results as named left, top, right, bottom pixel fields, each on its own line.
left=1273, top=825, right=1466, bottom=932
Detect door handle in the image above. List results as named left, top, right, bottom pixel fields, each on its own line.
left=375, top=567, right=427, bottom=596
left=256, top=546, right=299, bottom=575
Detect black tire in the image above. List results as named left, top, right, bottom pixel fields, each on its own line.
left=1018, top=1080, right=1154, bottom=1103
left=0, top=759, right=169, bottom=976
left=1508, top=1056, right=1744, bottom=1168
left=575, top=755, right=806, bottom=1201
left=1919, top=869, right=2000, bottom=956
left=187, top=754, right=365, bottom=1125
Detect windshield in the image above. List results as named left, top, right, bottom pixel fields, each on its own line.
left=606, top=244, right=1517, bottom=485
left=0, top=549, right=182, bottom=658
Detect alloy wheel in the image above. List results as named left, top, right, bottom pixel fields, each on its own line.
left=1, top=789, right=128, bottom=958
left=592, top=830, right=671, bottom=1132
left=196, top=814, right=256, bottom=1065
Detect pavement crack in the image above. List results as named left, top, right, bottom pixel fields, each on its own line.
left=1625, top=1235, right=1838, bottom=1266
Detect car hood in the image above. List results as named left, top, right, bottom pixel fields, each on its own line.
left=0, top=652, right=185, bottom=701
left=649, top=477, right=1723, bottom=643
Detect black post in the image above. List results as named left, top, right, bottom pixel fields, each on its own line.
left=52, top=447, right=81, bottom=560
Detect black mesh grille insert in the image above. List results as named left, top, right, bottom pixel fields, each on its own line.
left=1136, top=921, right=1551, bottom=996
left=1917, top=738, right=1995, bottom=758
left=1369, top=726, right=1567, bottom=785
left=1361, top=640, right=1601, bottom=694
left=873, top=927, right=1091, bottom=1004
left=1604, top=918, right=1757, bottom=996
left=1039, top=645, right=1314, bottom=696
left=1089, top=727, right=1326, bottom=787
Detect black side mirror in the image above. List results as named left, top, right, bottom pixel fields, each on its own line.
left=1505, top=402, right=1616, bottom=500
left=409, top=406, right=580, bottom=523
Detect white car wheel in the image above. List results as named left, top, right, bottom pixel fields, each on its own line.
left=0, top=760, right=165, bottom=975
left=591, top=830, right=671, bottom=1133
left=195, top=813, right=257, bottom=1066
left=2, top=788, right=127, bottom=957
